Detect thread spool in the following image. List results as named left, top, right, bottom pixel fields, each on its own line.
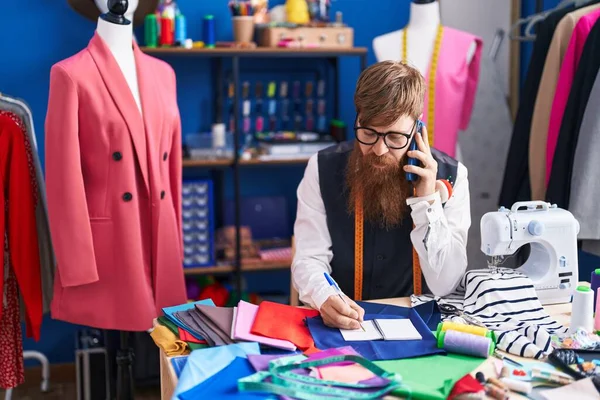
left=500, top=378, right=532, bottom=394
left=203, top=15, right=216, bottom=48
left=212, top=123, right=226, bottom=148
left=570, top=285, right=595, bottom=333
left=595, top=288, right=600, bottom=332
left=436, top=321, right=492, bottom=339
left=144, top=14, right=158, bottom=47
left=175, top=13, right=187, bottom=45
left=437, top=330, right=494, bottom=358
left=592, top=269, right=600, bottom=307
left=160, top=16, right=174, bottom=46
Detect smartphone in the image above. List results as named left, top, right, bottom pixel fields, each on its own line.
left=406, top=120, right=424, bottom=182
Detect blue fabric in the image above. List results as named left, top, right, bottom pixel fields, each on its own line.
left=171, top=356, right=188, bottom=378
left=162, top=299, right=216, bottom=341
left=306, top=307, right=444, bottom=361
left=173, top=342, right=260, bottom=400
left=179, top=357, right=274, bottom=400
left=357, top=301, right=442, bottom=331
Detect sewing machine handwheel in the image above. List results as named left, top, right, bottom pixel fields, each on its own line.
left=511, top=201, right=550, bottom=213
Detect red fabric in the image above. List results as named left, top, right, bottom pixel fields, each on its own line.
left=199, top=283, right=229, bottom=307
left=178, top=327, right=207, bottom=344
left=0, top=266, right=24, bottom=389
left=0, top=112, right=42, bottom=340
left=250, top=301, right=319, bottom=352
left=448, top=374, right=484, bottom=400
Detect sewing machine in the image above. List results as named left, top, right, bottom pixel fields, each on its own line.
left=480, top=201, right=580, bottom=305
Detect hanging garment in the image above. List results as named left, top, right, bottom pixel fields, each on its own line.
left=173, top=342, right=260, bottom=400
left=0, top=96, right=55, bottom=316
left=0, top=112, right=42, bottom=340
left=457, top=56, right=513, bottom=270
left=0, top=248, right=25, bottom=389
left=419, top=28, right=482, bottom=158
left=45, top=32, right=186, bottom=331
left=546, top=9, right=600, bottom=186
left=305, top=305, right=443, bottom=361
left=250, top=301, right=318, bottom=352
left=570, top=71, right=600, bottom=255
left=499, top=4, right=577, bottom=207
left=529, top=4, right=600, bottom=201
left=546, top=18, right=600, bottom=209
left=411, top=269, right=568, bottom=359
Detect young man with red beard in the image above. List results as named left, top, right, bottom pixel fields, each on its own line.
left=291, top=61, right=471, bottom=329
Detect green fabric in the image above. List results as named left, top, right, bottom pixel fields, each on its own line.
left=188, top=342, right=208, bottom=351
left=375, top=354, right=485, bottom=400
left=158, top=316, right=179, bottom=336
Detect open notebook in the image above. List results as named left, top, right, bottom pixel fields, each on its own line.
left=340, top=319, right=422, bottom=341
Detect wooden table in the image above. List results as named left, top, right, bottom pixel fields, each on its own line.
left=158, top=297, right=572, bottom=400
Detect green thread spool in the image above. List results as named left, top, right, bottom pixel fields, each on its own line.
left=145, top=14, right=158, bottom=48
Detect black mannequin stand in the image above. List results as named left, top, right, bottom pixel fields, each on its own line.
left=99, top=3, right=135, bottom=398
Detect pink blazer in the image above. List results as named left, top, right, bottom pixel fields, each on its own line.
left=546, top=9, right=600, bottom=185
left=45, top=33, right=186, bottom=331
left=423, top=27, right=482, bottom=157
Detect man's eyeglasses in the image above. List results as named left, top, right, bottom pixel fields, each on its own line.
left=353, top=116, right=416, bottom=150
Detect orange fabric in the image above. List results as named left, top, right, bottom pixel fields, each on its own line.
left=250, top=301, right=319, bottom=351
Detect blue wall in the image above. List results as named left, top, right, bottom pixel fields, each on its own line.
left=0, top=0, right=414, bottom=364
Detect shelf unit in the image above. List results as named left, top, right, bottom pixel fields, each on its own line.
left=142, top=46, right=368, bottom=295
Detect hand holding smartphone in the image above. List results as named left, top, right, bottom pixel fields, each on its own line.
left=406, top=120, right=424, bottom=182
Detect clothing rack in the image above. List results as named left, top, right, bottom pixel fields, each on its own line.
left=0, top=94, right=51, bottom=399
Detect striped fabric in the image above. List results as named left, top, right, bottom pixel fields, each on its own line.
left=411, top=269, right=568, bottom=359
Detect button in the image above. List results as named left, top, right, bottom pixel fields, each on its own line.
left=112, top=151, right=122, bottom=161
left=122, top=192, right=133, bottom=201
left=163, top=152, right=168, bottom=161
left=559, top=282, right=571, bottom=290
left=161, top=190, right=166, bottom=199
left=376, top=254, right=384, bottom=261
left=427, top=208, right=433, bottom=213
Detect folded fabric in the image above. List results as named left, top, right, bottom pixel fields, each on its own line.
left=171, top=356, right=189, bottom=378
left=411, top=269, right=568, bottom=359
left=174, top=310, right=215, bottom=345
left=173, top=342, right=260, bottom=399
left=178, top=327, right=207, bottom=344
left=158, top=316, right=180, bottom=336
left=233, top=301, right=296, bottom=351
left=306, top=309, right=444, bottom=361
left=163, top=299, right=215, bottom=340
left=149, top=325, right=189, bottom=356
left=195, top=304, right=234, bottom=338
left=375, top=353, right=485, bottom=400
left=356, top=301, right=442, bottom=331
left=247, top=353, right=305, bottom=372
left=308, top=347, right=386, bottom=385
left=188, top=308, right=234, bottom=345
left=179, top=357, right=274, bottom=400
left=250, top=300, right=319, bottom=352
left=447, top=374, right=484, bottom=400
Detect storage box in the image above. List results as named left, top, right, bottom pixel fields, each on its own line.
left=257, top=26, right=354, bottom=48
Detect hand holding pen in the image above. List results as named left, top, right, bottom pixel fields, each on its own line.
left=320, top=273, right=366, bottom=331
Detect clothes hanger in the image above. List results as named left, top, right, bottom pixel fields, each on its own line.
left=509, top=0, right=588, bottom=41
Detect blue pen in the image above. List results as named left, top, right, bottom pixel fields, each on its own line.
left=324, top=272, right=365, bottom=331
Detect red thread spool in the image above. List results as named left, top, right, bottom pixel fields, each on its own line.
left=160, top=17, right=174, bottom=46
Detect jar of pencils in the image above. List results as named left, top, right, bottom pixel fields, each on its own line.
left=230, top=1, right=255, bottom=43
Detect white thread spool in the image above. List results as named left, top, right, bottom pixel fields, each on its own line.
left=501, top=378, right=532, bottom=394
left=570, top=285, right=595, bottom=333
left=212, top=123, right=226, bottom=148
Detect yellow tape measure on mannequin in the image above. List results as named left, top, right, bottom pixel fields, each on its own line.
left=402, top=24, right=443, bottom=147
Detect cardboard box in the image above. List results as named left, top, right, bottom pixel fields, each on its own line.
left=257, top=26, right=354, bottom=48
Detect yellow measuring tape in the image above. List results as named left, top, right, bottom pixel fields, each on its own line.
left=353, top=26, right=444, bottom=299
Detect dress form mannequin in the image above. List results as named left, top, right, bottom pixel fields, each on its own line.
left=95, top=0, right=142, bottom=114
left=372, top=0, right=476, bottom=73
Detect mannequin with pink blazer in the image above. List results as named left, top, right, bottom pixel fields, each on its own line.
left=45, top=0, right=186, bottom=332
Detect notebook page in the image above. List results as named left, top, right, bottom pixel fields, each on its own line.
left=340, top=320, right=383, bottom=341
left=374, top=319, right=422, bottom=341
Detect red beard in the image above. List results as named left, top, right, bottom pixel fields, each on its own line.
left=345, top=143, right=410, bottom=229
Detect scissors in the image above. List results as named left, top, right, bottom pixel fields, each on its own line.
left=438, top=303, right=487, bottom=328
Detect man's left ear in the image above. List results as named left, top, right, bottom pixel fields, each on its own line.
left=435, top=179, right=453, bottom=204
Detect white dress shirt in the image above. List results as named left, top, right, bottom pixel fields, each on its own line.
left=291, top=153, right=471, bottom=310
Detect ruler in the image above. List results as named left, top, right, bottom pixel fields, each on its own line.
left=238, top=354, right=403, bottom=399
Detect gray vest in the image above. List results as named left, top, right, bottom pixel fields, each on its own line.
left=317, top=141, right=458, bottom=300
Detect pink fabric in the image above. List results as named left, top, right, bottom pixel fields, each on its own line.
left=546, top=10, right=600, bottom=184
left=423, top=27, right=482, bottom=157
left=45, top=32, right=186, bottom=330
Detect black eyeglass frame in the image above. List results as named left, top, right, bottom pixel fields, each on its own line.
left=353, top=115, right=416, bottom=150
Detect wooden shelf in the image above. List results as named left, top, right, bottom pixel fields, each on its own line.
left=182, top=157, right=310, bottom=167
left=141, top=46, right=368, bottom=58
left=183, top=258, right=292, bottom=275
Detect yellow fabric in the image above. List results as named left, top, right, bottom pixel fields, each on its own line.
left=150, top=325, right=190, bottom=356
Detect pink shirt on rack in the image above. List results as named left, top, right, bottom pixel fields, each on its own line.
left=423, top=27, right=482, bottom=158
left=546, top=9, right=600, bottom=185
